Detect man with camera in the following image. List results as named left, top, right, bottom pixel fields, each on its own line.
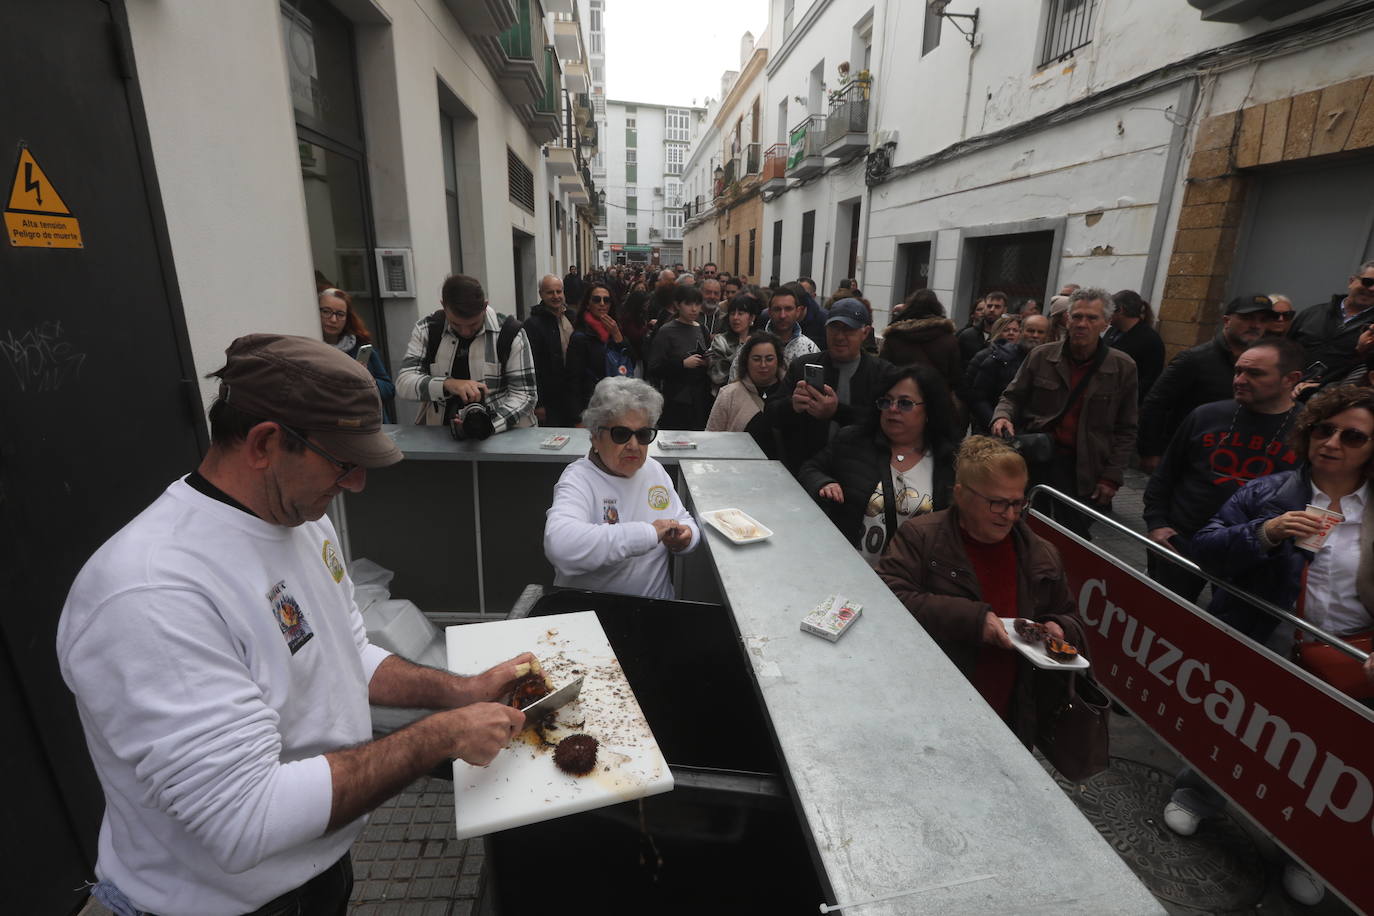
left=396, top=274, right=537, bottom=438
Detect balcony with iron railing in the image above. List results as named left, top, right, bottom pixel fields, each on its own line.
left=745, top=142, right=761, bottom=176
left=527, top=46, right=561, bottom=143
left=822, top=75, right=871, bottom=160
left=536, top=48, right=560, bottom=115
left=498, top=1, right=534, bottom=59
left=487, top=0, right=543, bottom=108
left=785, top=115, right=827, bottom=180
left=761, top=143, right=788, bottom=191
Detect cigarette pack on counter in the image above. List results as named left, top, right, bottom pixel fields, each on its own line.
left=657, top=437, right=697, bottom=450
left=801, top=594, right=862, bottom=642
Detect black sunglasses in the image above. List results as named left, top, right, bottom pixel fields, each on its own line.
left=278, top=424, right=361, bottom=485
left=590, top=295, right=613, bottom=303
left=1359, top=277, right=1374, bottom=289
left=1272, top=311, right=1294, bottom=321
left=600, top=425, right=658, bottom=445
left=1311, top=422, right=1372, bottom=448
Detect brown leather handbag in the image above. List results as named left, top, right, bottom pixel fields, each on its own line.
left=1035, top=670, right=1111, bottom=781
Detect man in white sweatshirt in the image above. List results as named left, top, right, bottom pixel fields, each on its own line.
left=56, top=335, right=530, bottom=916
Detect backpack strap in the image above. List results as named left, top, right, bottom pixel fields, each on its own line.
left=422, top=309, right=446, bottom=373
left=496, top=314, right=523, bottom=366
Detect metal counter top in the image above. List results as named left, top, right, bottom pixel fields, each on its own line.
left=679, top=459, right=1164, bottom=916
left=382, top=424, right=765, bottom=464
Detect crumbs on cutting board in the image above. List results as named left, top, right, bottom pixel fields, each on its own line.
left=519, top=628, right=656, bottom=785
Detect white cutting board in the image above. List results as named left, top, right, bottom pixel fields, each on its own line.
left=445, top=611, right=673, bottom=839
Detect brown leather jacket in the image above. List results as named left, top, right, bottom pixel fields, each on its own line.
left=876, top=507, right=1085, bottom=747
left=991, top=339, right=1138, bottom=498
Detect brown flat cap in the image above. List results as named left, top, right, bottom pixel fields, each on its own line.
left=216, top=334, right=402, bottom=468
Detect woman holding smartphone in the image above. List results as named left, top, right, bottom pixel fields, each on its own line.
left=319, top=287, right=395, bottom=422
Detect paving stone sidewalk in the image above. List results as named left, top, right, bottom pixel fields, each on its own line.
left=348, top=780, right=483, bottom=916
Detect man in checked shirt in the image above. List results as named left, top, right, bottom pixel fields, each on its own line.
left=396, top=273, right=537, bottom=433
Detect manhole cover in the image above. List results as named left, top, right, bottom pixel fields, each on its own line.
left=1052, top=757, right=1266, bottom=911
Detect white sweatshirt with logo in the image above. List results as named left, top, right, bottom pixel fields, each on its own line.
left=56, top=479, right=391, bottom=915
left=544, top=455, right=699, bottom=599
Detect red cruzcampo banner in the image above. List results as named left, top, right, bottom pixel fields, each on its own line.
left=1029, top=515, right=1374, bottom=915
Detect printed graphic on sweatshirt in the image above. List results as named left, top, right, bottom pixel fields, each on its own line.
left=1201, top=430, right=1300, bottom=486
left=647, top=485, right=670, bottom=511
left=267, top=580, right=313, bottom=654
left=603, top=498, right=620, bottom=524
left=322, top=539, right=345, bottom=583
left=861, top=462, right=935, bottom=565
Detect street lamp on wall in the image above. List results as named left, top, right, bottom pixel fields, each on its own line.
left=932, top=1, right=980, bottom=49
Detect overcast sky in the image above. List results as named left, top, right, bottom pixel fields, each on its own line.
left=603, top=0, right=771, bottom=107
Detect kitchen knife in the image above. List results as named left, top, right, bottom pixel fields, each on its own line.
left=519, top=675, right=584, bottom=727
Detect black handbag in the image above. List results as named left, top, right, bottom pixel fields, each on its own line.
left=1035, top=671, right=1111, bottom=781
left=1009, top=433, right=1054, bottom=464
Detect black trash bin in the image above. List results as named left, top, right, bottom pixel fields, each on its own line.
left=481, top=588, right=831, bottom=914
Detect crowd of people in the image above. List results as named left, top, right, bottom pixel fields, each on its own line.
left=525, top=260, right=1374, bottom=906
left=53, top=256, right=1374, bottom=913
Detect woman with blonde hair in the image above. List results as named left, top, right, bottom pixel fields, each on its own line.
left=878, top=436, right=1088, bottom=747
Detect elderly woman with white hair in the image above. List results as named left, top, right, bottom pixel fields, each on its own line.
left=544, top=377, right=699, bottom=598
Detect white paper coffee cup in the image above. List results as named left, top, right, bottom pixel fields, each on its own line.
left=1296, top=504, right=1344, bottom=551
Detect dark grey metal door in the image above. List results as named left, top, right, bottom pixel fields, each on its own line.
left=0, top=2, right=205, bottom=911
left=1231, top=154, right=1374, bottom=308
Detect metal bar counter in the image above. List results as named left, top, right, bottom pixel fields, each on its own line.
left=341, top=426, right=764, bottom=614
left=676, top=459, right=1165, bottom=915
left=378, top=424, right=768, bottom=464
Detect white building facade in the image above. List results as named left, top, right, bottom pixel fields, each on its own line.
left=683, top=31, right=771, bottom=283
left=579, top=0, right=611, bottom=263
left=604, top=99, right=705, bottom=266
left=762, top=0, right=1374, bottom=350
left=126, top=0, right=597, bottom=406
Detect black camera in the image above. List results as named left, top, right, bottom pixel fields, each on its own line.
left=447, top=401, right=495, bottom=441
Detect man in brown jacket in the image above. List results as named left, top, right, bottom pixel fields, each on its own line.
left=877, top=436, right=1086, bottom=748
left=991, top=287, right=1138, bottom=537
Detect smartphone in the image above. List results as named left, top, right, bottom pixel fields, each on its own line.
left=1300, top=360, right=1327, bottom=382
left=803, top=363, right=825, bottom=390
left=354, top=343, right=374, bottom=365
